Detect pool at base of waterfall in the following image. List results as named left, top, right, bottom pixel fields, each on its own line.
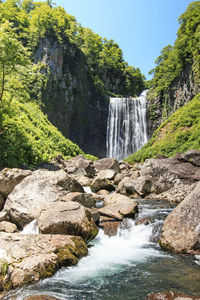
left=5, top=200, right=200, bottom=300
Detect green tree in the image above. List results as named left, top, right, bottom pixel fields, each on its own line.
left=0, top=22, right=30, bottom=111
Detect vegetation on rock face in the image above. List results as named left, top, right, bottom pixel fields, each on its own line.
left=0, top=99, right=84, bottom=168
left=0, top=0, right=145, bottom=97
left=125, top=93, right=200, bottom=163
left=148, top=1, right=200, bottom=96
left=0, top=0, right=145, bottom=167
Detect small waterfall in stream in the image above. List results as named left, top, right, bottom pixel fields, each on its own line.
left=106, top=90, right=148, bottom=160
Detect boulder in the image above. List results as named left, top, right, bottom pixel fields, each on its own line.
left=0, top=168, right=32, bottom=198
left=146, top=291, right=200, bottom=299
left=38, top=201, right=98, bottom=243
left=60, top=192, right=96, bottom=208
left=138, top=157, right=200, bottom=202
left=0, top=233, right=87, bottom=291
left=86, top=208, right=100, bottom=223
left=73, top=174, right=91, bottom=186
left=129, top=176, right=152, bottom=197
left=90, top=175, right=115, bottom=193
left=0, top=221, right=17, bottom=233
left=99, top=216, right=120, bottom=237
left=117, top=177, right=137, bottom=196
left=99, top=193, right=138, bottom=220
left=114, top=173, right=125, bottom=185
left=159, top=182, right=200, bottom=254
left=55, top=155, right=96, bottom=178
left=94, top=158, right=120, bottom=173
left=96, top=169, right=116, bottom=180
left=175, top=150, right=200, bottom=167
left=4, top=169, right=84, bottom=228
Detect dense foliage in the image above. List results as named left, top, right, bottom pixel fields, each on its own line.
left=148, top=1, right=200, bottom=96
left=0, top=99, right=84, bottom=168
left=0, top=0, right=105, bottom=168
left=125, top=93, right=200, bottom=163
left=0, top=0, right=145, bottom=97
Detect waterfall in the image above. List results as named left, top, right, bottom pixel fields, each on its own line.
left=106, top=90, right=148, bottom=160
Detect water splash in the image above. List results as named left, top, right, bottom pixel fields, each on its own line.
left=21, top=219, right=39, bottom=234
left=106, top=90, right=148, bottom=160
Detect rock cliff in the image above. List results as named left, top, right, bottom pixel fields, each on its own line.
left=34, top=36, right=109, bottom=158
left=147, top=64, right=200, bottom=137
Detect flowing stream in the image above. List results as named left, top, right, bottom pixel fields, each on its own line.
left=8, top=199, right=200, bottom=300
left=106, top=91, right=148, bottom=160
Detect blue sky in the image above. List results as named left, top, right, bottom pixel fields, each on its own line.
left=54, top=0, right=193, bottom=79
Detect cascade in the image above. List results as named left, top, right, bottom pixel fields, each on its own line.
left=106, top=90, right=148, bottom=160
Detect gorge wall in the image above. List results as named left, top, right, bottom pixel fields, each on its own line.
left=146, top=64, right=200, bottom=137
left=34, top=36, right=109, bottom=158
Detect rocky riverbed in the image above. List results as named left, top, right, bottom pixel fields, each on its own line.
left=0, top=151, right=200, bottom=298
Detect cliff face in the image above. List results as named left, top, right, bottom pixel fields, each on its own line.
left=34, top=36, right=109, bottom=157
left=147, top=64, right=200, bottom=137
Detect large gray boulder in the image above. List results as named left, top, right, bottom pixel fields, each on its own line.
left=159, top=181, right=200, bottom=254
left=4, top=169, right=84, bottom=228
left=99, top=193, right=138, bottom=220
left=90, top=170, right=115, bottom=193
left=60, top=192, right=96, bottom=208
left=175, top=150, right=200, bottom=167
left=136, top=156, right=200, bottom=202
left=38, top=201, right=98, bottom=243
left=0, top=233, right=87, bottom=291
left=94, top=158, right=120, bottom=173
left=0, top=168, right=32, bottom=198
left=52, top=155, right=96, bottom=178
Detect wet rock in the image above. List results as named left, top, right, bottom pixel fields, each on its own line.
left=99, top=216, right=120, bottom=237
left=0, top=168, right=32, bottom=198
left=4, top=169, right=84, bottom=228
left=135, top=217, right=151, bottom=226
left=25, top=296, right=60, bottom=300
left=0, top=221, right=17, bottom=233
left=150, top=222, right=163, bottom=243
left=60, top=192, right=96, bottom=208
left=38, top=201, right=98, bottom=243
left=94, top=158, right=120, bottom=173
left=0, top=232, right=87, bottom=291
left=146, top=291, right=200, bottom=299
left=159, top=181, right=200, bottom=254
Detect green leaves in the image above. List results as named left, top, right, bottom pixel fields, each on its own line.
left=149, top=1, right=200, bottom=96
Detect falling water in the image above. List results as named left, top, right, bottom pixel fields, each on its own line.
left=106, top=90, right=148, bottom=160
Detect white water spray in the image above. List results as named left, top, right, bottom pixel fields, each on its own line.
left=106, top=90, right=148, bottom=160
